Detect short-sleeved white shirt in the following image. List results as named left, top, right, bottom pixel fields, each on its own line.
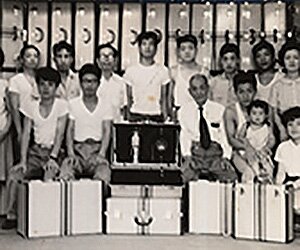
left=20, top=98, right=68, bottom=147
left=124, top=63, right=170, bottom=115
left=56, top=70, right=81, bottom=100
left=0, top=79, right=9, bottom=130
left=8, top=73, right=39, bottom=110
left=97, top=73, right=128, bottom=121
left=275, top=140, right=300, bottom=176
left=69, top=97, right=114, bottom=142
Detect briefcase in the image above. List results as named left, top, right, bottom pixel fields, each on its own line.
left=106, top=197, right=182, bottom=235
left=233, top=183, right=259, bottom=240
left=189, top=180, right=232, bottom=236
left=259, top=184, right=294, bottom=243
left=17, top=180, right=65, bottom=238
left=110, top=123, right=182, bottom=185
left=65, top=179, right=102, bottom=235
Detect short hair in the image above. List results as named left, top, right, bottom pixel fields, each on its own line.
left=35, top=67, right=61, bottom=88
left=53, top=41, right=75, bottom=58
left=79, top=63, right=102, bottom=82
left=96, top=43, right=118, bottom=58
left=282, top=106, right=300, bottom=128
left=233, top=71, right=257, bottom=92
left=247, top=99, right=269, bottom=115
left=176, top=34, right=198, bottom=48
left=19, top=44, right=40, bottom=58
left=137, top=31, right=161, bottom=47
left=189, top=73, right=208, bottom=87
left=278, top=40, right=300, bottom=69
left=219, top=43, right=240, bottom=58
left=0, top=47, right=5, bottom=68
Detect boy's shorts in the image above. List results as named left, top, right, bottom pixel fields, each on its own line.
left=60, top=139, right=111, bottom=183
left=9, top=143, right=59, bottom=181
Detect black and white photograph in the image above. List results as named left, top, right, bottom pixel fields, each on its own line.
left=0, top=0, right=300, bottom=249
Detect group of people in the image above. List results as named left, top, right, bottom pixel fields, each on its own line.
left=0, top=30, right=300, bottom=230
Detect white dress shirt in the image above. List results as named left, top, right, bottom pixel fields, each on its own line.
left=178, top=99, right=232, bottom=158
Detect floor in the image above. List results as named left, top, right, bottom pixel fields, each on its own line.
left=1, top=228, right=300, bottom=250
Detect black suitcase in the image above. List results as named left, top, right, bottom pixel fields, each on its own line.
left=110, top=122, right=182, bottom=185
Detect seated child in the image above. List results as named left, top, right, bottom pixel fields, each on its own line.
left=2, top=67, right=68, bottom=229
left=236, top=99, right=275, bottom=183
left=275, top=106, right=300, bottom=231
left=275, top=106, right=300, bottom=186
left=59, top=64, right=113, bottom=183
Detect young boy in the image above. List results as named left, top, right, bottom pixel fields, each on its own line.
left=2, top=67, right=68, bottom=229
left=275, top=106, right=300, bottom=231
left=168, top=34, right=209, bottom=117
left=124, top=31, right=169, bottom=122
left=53, top=41, right=81, bottom=100
left=275, top=106, right=300, bottom=185
left=59, top=64, right=113, bottom=183
left=96, top=43, right=127, bottom=121
left=210, top=43, right=240, bottom=107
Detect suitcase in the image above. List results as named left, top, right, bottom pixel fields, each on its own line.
left=234, top=183, right=294, bottom=243
left=110, top=184, right=182, bottom=198
left=260, top=184, right=294, bottom=243
left=111, top=123, right=182, bottom=185
left=189, top=180, right=232, bottom=236
left=66, top=179, right=102, bottom=235
left=233, top=183, right=259, bottom=240
left=106, top=197, right=182, bottom=235
left=17, top=180, right=65, bottom=238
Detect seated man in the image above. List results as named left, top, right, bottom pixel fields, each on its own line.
left=179, top=73, right=237, bottom=183
left=59, top=64, right=113, bottom=183
left=2, top=67, right=68, bottom=229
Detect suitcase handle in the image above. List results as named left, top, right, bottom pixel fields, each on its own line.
left=134, top=216, right=153, bottom=227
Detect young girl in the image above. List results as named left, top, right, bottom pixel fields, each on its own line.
left=270, top=40, right=300, bottom=114
left=0, top=47, right=13, bottom=215
left=235, top=99, right=276, bottom=182
left=8, top=45, right=40, bottom=143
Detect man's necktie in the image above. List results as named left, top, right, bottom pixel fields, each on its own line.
left=199, top=106, right=211, bottom=149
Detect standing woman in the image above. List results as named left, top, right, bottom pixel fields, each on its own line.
left=8, top=45, right=40, bottom=145
left=0, top=47, right=13, bottom=215
left=252, top=40, right=283, bottom=103
left=270, top=40, right=300, bottom=114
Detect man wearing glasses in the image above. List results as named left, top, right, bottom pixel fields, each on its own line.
left=96, top=43, right=128, bottom=121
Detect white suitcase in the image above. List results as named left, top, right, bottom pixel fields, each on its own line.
left=110, top=185, right=183, bottom=199
left=233, top=183, right=259, bottom=240
left=106, top=197, right=181, bottom=235
left=17, top=180, right=65, bottom=238
left=260, top=184, right=294, bottom=243
left=66, top=179, right=102, bottom=235
left=148, top=186, right=182, bottom=198
left=189, top=180, right=232, bottom=236
left=110, top=185, right=147, bottom=198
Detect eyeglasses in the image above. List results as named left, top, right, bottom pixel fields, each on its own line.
left=99, top=53, right=114, bottom=60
